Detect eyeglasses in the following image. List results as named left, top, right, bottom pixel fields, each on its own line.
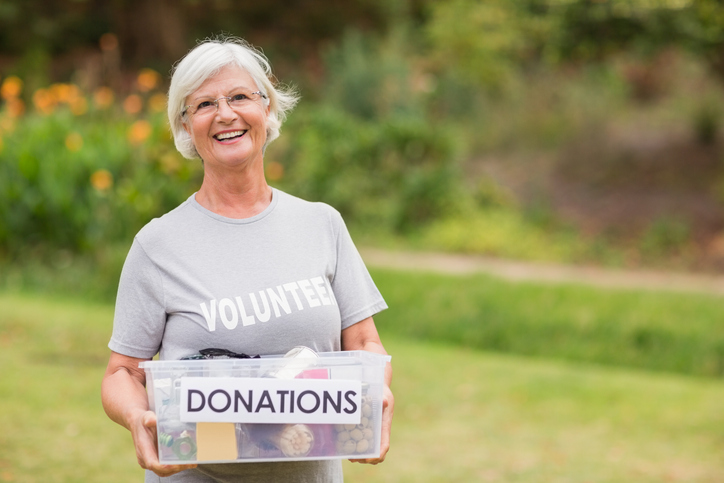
left=182, top=91, right=268, bottom=118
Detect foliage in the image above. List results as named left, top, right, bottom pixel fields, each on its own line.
left=543, top=0, right=724, bottom=88
left=0, top=35, right=467, bottom=258
left=425, top=0, right=554, bottom=88
left=0, top=0, right=389, bottom=72
left=0, top=74, right=202, bottom=257
left=275, top=105, right=462, bottom=232
left=4, top=6, right=723, bottom=267
left=319, top=29, right=423, bottom=120
left=265, top=29, right=467, bottom=233
left=639, top=216, right=691, bottom=259
left=415, top=209, right=592, bottom=263
left=546, top=0, right=683, bottom=61
left=423, top=0, right=724, bottom=94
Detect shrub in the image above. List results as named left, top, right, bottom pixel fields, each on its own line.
left=0, top=76, right=202, bottom=257
left=274, top=105, right=463, bottom=232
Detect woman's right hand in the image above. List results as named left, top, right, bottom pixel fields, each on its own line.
left=102, top=352, right=198, bottom=478
left=129, top=409, right=198, bottom=477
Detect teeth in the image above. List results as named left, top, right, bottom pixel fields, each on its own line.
left=215, top=130, right=245, bottom=140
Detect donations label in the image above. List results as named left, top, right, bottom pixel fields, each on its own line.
left=179, top=377, right=362, bottom=424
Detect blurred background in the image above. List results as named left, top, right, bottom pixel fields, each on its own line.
left=2, top=1, right=724, bottom=482
left=6, top=0, right=724, bottom=285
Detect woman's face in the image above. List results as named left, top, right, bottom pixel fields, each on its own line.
left=183, top=64, right=269, bottom=172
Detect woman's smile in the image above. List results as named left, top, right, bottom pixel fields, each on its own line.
left=214, top=129, right=247, bottom=142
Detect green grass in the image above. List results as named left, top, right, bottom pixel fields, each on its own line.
left=370, top=268, right=724, bottom=377
left=346, top=339, right=724, bottom=483
left=0, top=293, right=141, bottom=482
left=1, top=291, right=724, bottom=482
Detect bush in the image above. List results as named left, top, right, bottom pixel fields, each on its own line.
left=269, top=29, right=467, bottom=232
left=0, top=76, right=202, bottom=257
left=0, top=30, right=469, bottom=259
left=274, top=105, right=463, bottom=232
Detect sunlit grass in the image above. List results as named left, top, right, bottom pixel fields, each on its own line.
left=0, top=293, right=141, bottom=482
left=370, top=267, right=724, bottom=377
left=346, top=338, right=724, bottom=483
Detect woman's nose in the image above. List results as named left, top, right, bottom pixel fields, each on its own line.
left=215, top=98, right=237, bottom=120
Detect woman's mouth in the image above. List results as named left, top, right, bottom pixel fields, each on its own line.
left=214, top=130, right=246, bottom=141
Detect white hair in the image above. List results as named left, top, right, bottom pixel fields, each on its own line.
left=167, top=36, right=299, bottom=159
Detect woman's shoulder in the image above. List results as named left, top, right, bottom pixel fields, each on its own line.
left=134, top=194, right=197, bottom=245
left=275, top=189, right=342, bottom=221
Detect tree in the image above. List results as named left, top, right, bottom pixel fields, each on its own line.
left=0, top=0, right=390, bottom=76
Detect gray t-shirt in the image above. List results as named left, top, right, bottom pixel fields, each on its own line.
left=108, top=188, right=387, bottom=482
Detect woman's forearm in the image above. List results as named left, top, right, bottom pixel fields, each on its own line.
left=101, top=352, right=152, bottom=429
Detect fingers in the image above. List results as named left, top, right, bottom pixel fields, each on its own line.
left=131, top=410, right=198, bottom=477
left=349, top=457, right=385, bottom=465
left=132, top=411, right=158, bottom=468
left=377, top=385, right=394, bottom=460
left=350, top=385, right=394, bottom=465
left=147, top=463, right=199, bottom=478
left=142, top=411, right=157, bottom=429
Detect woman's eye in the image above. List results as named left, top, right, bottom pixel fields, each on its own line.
left=231, top=94, right=248, bottom=102
left=197, top=100, right=214, bottom=110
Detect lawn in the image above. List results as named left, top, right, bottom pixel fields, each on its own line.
left=1, top=290, right=723, bottom=482
left=370, top=267, right=724, bottom=377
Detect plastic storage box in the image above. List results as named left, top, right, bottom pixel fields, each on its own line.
left=139, top=350, right=390, bottom=464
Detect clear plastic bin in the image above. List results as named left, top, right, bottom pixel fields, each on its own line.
left=139, top=350, right=389, bottom=464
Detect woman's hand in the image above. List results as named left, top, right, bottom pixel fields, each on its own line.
left=102, top=352, right=197, bottom=477
left=128, top=409, right=198, bottom=477
left=349, top=383, right=394, bottom=464
left=341, top=317, right=394, bottom=465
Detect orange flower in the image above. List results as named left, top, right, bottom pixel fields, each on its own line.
left=32, top=88, right=56, bottom=115
left=90, top=169, right=113, bottom=191
left=1, top=76, right=23, bottom=100
left=93, top=87, right=114, bottom=109
left=128, top=120, right=152, bottom=145
left=123, top=94, right=143, bottom=114
left=65, top=132, right=83, bottom=152
left=148, top=93, right=166, bottom=113
left=265, top=161, right=285, bottom=181
left=50, top=83, right=72, bottom=103
left=137, top=68, right=161, bottom=92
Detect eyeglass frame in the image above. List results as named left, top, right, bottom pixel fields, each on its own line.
left=182, top=91, right=268, bottom=118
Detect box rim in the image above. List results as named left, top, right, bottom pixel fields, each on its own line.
left=139, top=349, right=391, bottom=370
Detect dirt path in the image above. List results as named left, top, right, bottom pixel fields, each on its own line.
left=359, top=247, right=724, bottom=296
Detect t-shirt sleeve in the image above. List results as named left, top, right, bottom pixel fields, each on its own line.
left=108, top=238, right=167, bottom=358
left=329, top=210, right=388, bottom=329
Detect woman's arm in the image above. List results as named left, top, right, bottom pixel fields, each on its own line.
left=341, top=317, right=394, bottom=465
left=101, top=351, right=198, bottom=477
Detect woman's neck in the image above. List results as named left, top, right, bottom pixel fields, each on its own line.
left=195, top=166, right=273, bottom=219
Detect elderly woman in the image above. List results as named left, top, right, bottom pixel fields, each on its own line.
left=101, top=37, right=393, bottom=482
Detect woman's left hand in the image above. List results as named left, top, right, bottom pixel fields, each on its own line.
left=349, top=382, right=394, bottom=464
left=341, top=317, right=393, bottom=465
